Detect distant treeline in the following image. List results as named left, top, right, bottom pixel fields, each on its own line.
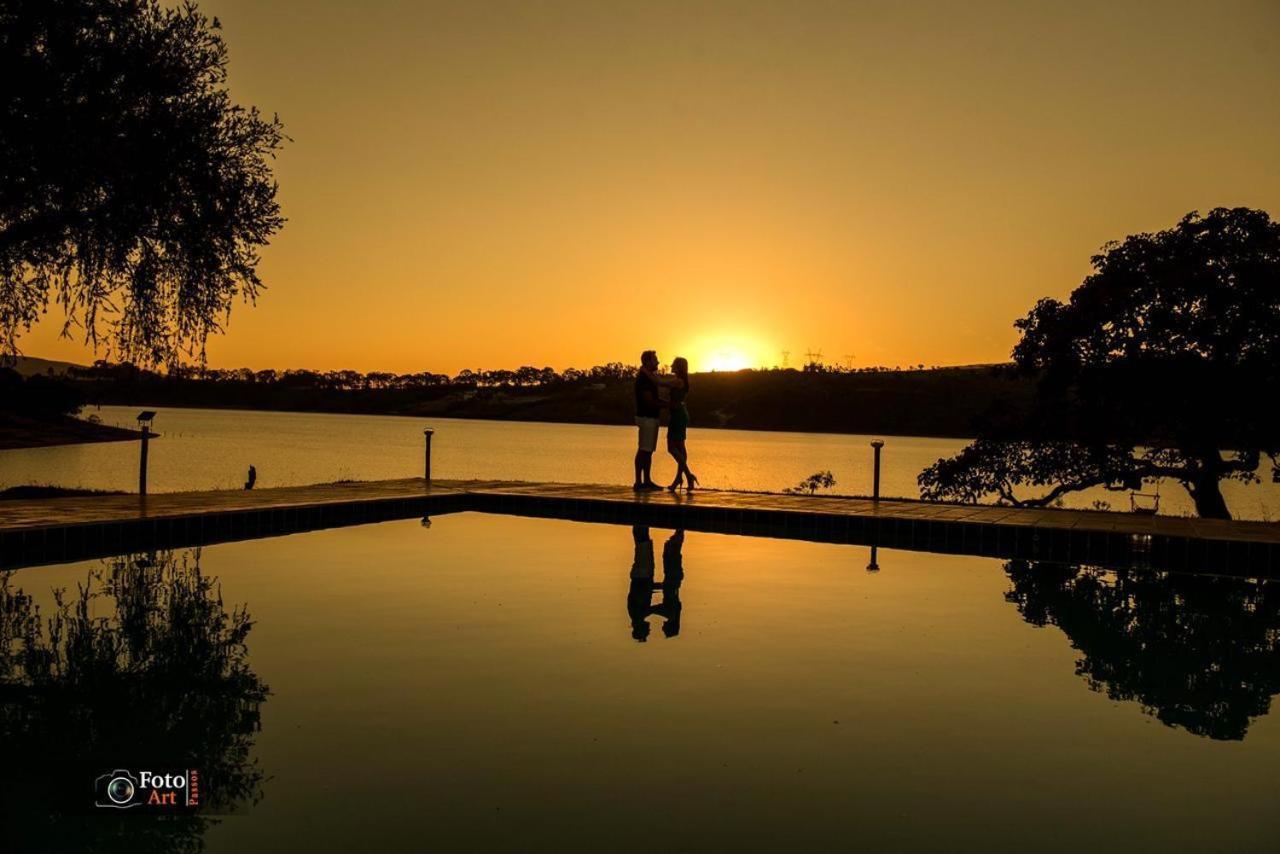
left=59, top=360, right=1038, bottom=439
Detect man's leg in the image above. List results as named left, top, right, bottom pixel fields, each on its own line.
left=635, top=418, right=660, bottom=487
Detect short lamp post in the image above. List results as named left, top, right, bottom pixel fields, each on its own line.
left=870, top=439, right=884, bottom=501
left=423, top=428, right=434, bottom=482
left=867, top=440, right=885, bottom=571
left=137, top=411, right=157, bottom=495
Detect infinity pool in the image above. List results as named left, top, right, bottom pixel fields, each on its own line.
left=3, top=514, right=1279, bottom=852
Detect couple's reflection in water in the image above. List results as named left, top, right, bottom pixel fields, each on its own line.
left=621, top=529, right=1280, bottom=740
left=0, top=549, right=266, bottom=852
left=628, top=527, right=684, bottom=642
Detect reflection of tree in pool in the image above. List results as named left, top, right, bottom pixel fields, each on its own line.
left=1004, top=560, right=1280, bottom=740
left=0, top=549, right=268, bottom=851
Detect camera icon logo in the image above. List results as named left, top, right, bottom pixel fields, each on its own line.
left=94, top=770, right=141, bottom=809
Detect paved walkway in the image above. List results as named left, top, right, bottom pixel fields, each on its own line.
left=3, top=478, right=1278, bottom=574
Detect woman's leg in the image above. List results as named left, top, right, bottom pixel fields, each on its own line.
left=680, top=442, right=698, bottom=489
left=671, top=440, right=695, bottom=489
left=667, top=439, right=684, bottom=489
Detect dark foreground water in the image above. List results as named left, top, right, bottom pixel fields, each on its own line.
left=3, top=514, right=1279, bottom=852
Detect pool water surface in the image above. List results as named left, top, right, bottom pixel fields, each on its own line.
left=3, top=513, right=1278, bottom=852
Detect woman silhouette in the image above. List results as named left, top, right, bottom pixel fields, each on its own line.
left=665, top=357, right=698, bottom=491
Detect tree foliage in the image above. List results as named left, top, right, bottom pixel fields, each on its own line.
left=783, top=470, right=837, bottom=495
left=919, top=440, right=1142, bottom=507
left=0, top=0, right=286, bottom=367
left=921, top=208, right=1280, bottom=518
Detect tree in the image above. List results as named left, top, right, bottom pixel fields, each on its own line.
left=920, top=208, right=1280, bottom=518
left=783, top=470, right=837, bottom=495
left=0, top=0, right=286, bottom=367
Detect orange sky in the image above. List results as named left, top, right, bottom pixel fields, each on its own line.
left=21, top=0, right=1280, bottom=374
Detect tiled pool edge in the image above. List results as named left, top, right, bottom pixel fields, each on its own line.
left=0, top=492, right=472, bottom=570
left=3, top=481, right=1277, bottom=576
left=466, top=491, right=1275, bottom=577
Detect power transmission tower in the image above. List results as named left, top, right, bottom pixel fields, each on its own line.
left=804, top=348, right=823, bottom=367
left=844, top=353, right=855, bottom=370
left=780, top=350, right=790, bottom=368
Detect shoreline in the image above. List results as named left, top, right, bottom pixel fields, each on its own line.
left=72, top=400, right=983, bottom=442
left=0, top=413, right=141, bottom=450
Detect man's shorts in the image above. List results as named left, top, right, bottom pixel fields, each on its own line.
left=635, top=416, right=659, bottom=452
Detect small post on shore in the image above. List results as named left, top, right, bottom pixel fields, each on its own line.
left=137, top=411, right=157, bottom=496
left=870, top=439, right=884, bottom=502
left=423, top=428, right=434, bottom=482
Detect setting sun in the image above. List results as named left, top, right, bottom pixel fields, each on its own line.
left=702, top=351, right=750, bottom=372
left=691, top=341, right=760, bottom=372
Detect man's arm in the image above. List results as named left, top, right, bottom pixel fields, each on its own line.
left=641, top=364, right=681, bottom=388
left=641, top=387, right=669, bottom=410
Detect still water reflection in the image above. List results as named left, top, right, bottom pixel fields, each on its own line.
left=2, top=515, right=1279, bottom=851
left=0, top=550, right=266, bottom=851
left=628, top=527, right=685, bottom=641
left=1003, top=560, right=1280, bottom=741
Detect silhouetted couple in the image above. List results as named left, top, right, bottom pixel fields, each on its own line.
left=633, top=350, right=698, bottom=491
left=628, top=526, right=684, bottom=641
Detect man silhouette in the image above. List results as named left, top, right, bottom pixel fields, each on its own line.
left=627, top=525, right=656, bottom=641
left=633, top=350, right=664, bottom=490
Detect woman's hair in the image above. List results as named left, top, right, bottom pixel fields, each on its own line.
left=672, top=357, right=689, bottom=379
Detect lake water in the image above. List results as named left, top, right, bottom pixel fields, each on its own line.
left=1, top=405, right=1277, bottom=520
left=3, top=513, right=1279, bottom=851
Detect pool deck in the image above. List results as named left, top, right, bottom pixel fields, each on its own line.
left=2, top=478, right=1279, bottom=574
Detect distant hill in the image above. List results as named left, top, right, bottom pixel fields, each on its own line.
left=3, top=355, right=87, bottom=377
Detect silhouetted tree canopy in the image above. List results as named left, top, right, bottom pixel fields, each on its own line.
left=0, top=0, right=285, bottom=366
left=921, top=208, right=1280, bottom=518
left=1004, top=560, right=1280, bottom=741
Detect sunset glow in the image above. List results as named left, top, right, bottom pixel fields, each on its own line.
left=699, top=348, right=754, bottom=373
left=15, top=0, right=1280, bottom=374
left=4, top=2, right=1280, bottom=848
